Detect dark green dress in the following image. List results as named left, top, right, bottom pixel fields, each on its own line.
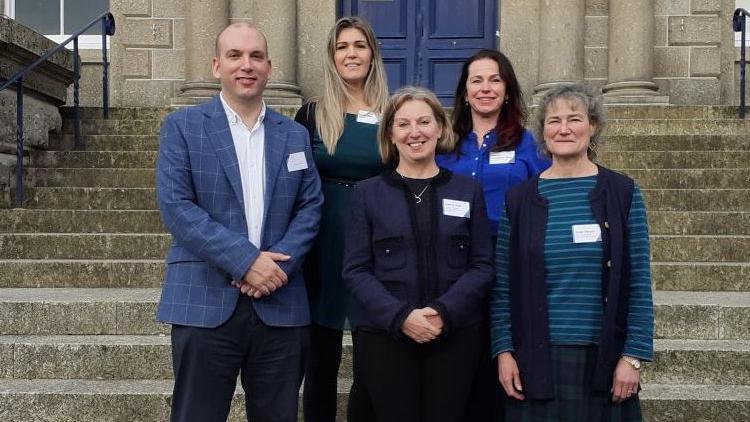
left=305, top=112, right=384, bottom=329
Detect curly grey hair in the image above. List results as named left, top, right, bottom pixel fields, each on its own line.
left=534, top=83, right=606, bottom=160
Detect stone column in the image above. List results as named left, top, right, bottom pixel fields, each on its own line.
left=533, top=0, right=586, bottom=98
left=174, top=0, right=229, bottom=104
left=602, top=0, right=667, bottom=103
left=252, top=0, right=302, bottom=106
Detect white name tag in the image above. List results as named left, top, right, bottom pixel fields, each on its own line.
left=443, top=199, right=471, bottom=218
left=572, top=224, right=602, bottom=243
left=287, top=151, right=308, bottom=172
left=356, top=110, right=380, bottom=125
left=489, top=151, right=515, bottom=164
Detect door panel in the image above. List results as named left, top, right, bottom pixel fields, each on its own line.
left=339, top=0, right=497, bottom=105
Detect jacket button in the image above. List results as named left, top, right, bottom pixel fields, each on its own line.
left=604, top=221, right=609, bottom=229
left=606, top=260, right=611, bottom=268
left=385, top=249, right=390, bottom=254
left=459, top=245, right=465, bottom=249
left=604, top=297, right=608, bottom=303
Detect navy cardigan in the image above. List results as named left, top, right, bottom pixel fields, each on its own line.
left=501, top=166, right=638, bottom=399
left=342, top=169, right=495, bottom=337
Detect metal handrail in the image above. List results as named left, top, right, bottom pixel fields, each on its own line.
left=0, top=11, right=115, bottom=208
left=734, top=8, right=749, bottom=119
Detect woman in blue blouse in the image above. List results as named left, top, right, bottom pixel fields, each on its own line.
left=436, top=49, right=549, bottom=419
left=436, top=49, right=549, bottom=234
left=491, top=84, right=653, bottom=421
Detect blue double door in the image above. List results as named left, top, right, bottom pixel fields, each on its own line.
left=339, top=0, right=497, bottom=105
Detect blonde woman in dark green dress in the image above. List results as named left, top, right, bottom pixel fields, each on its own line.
left=294, top=16, right=389, bottom=422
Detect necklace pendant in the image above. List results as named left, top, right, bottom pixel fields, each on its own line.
left=414, top=195, right=422, bottom=204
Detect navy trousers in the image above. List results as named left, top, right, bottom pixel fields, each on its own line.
left=170, top=294, right=308, bottom=422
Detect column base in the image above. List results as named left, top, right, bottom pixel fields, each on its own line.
left=263, top=82, right=303, bottom=107
left=172, top=81, right=221, bottom=107
left=602, top=80, right=669, bottom=104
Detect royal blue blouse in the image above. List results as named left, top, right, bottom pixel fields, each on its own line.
left=436, top=129, right=550, bottom=232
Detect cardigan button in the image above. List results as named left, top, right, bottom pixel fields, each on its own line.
left=604, top=221, right=610, bottom=229
left=606, top=260, right=611, bottom=268
left=385, top=249, right=391, bottom=254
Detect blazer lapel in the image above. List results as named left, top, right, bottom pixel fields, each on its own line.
left=204, top=97, right=245, bottom=208
left=263, top=110, right=288, bottom=220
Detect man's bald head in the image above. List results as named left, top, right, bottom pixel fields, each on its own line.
left=214, top=22, right=269, bottom=58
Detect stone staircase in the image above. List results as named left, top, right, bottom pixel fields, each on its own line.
left=0, top=105, right=747, bottom=421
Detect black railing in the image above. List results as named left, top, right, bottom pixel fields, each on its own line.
left=734, top=8, right=749, bottom=119
left=0, top=12, right=115, bottom=208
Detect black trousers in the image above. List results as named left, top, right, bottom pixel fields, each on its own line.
left=354, top=326, right=481, bottom=422
left=463, top=314, right=505, bottom=422
left=170, top=295, right=308, bottom=422
left=303, top=324, right=373, bottom=422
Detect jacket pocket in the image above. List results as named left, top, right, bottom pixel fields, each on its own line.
left=447, top=234, right=470, bottom=269
left=373, top=236, right=406, bottom=270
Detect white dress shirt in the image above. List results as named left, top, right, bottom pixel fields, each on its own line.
left=219, top=93, right=266, bottom=249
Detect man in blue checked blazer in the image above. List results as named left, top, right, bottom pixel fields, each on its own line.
left=155, top=22, right=322, bottom=422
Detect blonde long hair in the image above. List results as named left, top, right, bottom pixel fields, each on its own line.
left=315, top=16, right=389, bottom=154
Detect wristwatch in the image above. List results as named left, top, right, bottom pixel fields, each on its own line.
left=621, top=356, right=641, bottom=370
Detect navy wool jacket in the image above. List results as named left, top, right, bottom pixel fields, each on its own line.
left=342, top=169, right=495, bottom=337
left=503, top=166, right=636, bottom=399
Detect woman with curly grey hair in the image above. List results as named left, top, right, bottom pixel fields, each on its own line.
left=490, top=83, right=654, bottom=421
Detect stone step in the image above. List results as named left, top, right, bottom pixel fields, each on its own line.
left=653, top=291, right=750, bottom=340
left=1, top=288, right=745, bottom=339
left=0, top=234, right=170, bottom=260
left=599, top=151, right=750, bottom=169
left=651, top=235, right=750, bottom=263
left=22, top=168, right=749, bottom=190
left=601, top=135, right=750, bottom=151
left=0, top=208, right=742, bottom=236
left=653, top=262, right=750, bottom=291
left=29, top=150, right=749, bottom=171
left=606, top=119, right=750, bottom=136
left=60, top=107, right=173, bottom=121
left=643, top=340, right=750, bottom=385
left=15, top=187, right=156, bottom=210
left=0, top=209, right=164, bottom=233
left=0, top=334, right=744, bottom=386
left=0, top=378, right=745, bottom=422
left=25, top=168, right=155, bottom=188
left=0, top=288, right=164, bottom=335
left=643, top=189, right=750, bottom=211
left=50, top=134, right=159, bottom=151
left=649, top=211, right=750, bottom=235
left=604, top=105, right=739, bottom=120
left=61, top=119, right=161, bottom=136
left=0, top=233, right=743, bottom=262
left=0, top=335, right=171, bottom=380
left=639, top=384, right=750, bottom=422
left=12, top=187, right=749, bottom=211
left=622, top=169, right=750, bottom=189
left=0, top=260, right=163, bottom=288
left=30, top=151, right=157, bottom=168
left=3, top=260, right=741, bottom=291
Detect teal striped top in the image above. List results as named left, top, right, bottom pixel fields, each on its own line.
left=491, top=176, right=654, bottom=361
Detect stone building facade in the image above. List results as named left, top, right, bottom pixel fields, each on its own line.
left=3, top=0, right=750, bottom=107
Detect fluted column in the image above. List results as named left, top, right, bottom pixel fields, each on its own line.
left=252, top=0, right=302, bottom=106
left=174, top=0, right=229, bottom=104
left=602, top=0, right=666, bottom=103
left=533, top=0, right=586, bottom=97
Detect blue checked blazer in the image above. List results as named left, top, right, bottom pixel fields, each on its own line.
left=155, top=95, right=323, bottom=328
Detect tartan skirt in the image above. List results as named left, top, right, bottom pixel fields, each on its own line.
left=504, top=345, right=643, bottom=422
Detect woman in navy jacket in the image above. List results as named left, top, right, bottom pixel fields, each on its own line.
left=343, top=86, right=495, bottom=422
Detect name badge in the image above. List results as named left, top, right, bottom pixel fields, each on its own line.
left=489, top=151, right=515, bottom=165
left=356, top=110, right=380, bottom=125
left=572, top=224, right=602, bottom=243
left=287, top=151, right=308, bottom=172
left=443, top=199, right=471, bottom=218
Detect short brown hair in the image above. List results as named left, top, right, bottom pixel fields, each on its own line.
left=378, top=86, right=455, bottom=164
left=214, top=22, right=269, bottom=58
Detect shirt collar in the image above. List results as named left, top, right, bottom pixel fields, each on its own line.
left=219, top=92, right=266, bottom=130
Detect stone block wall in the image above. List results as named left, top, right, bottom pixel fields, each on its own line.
left=584, top=0, right=609, bottom=91
left=654, top=0, right=723, bottom=104
left=108, top=0, right=186, bottom=107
